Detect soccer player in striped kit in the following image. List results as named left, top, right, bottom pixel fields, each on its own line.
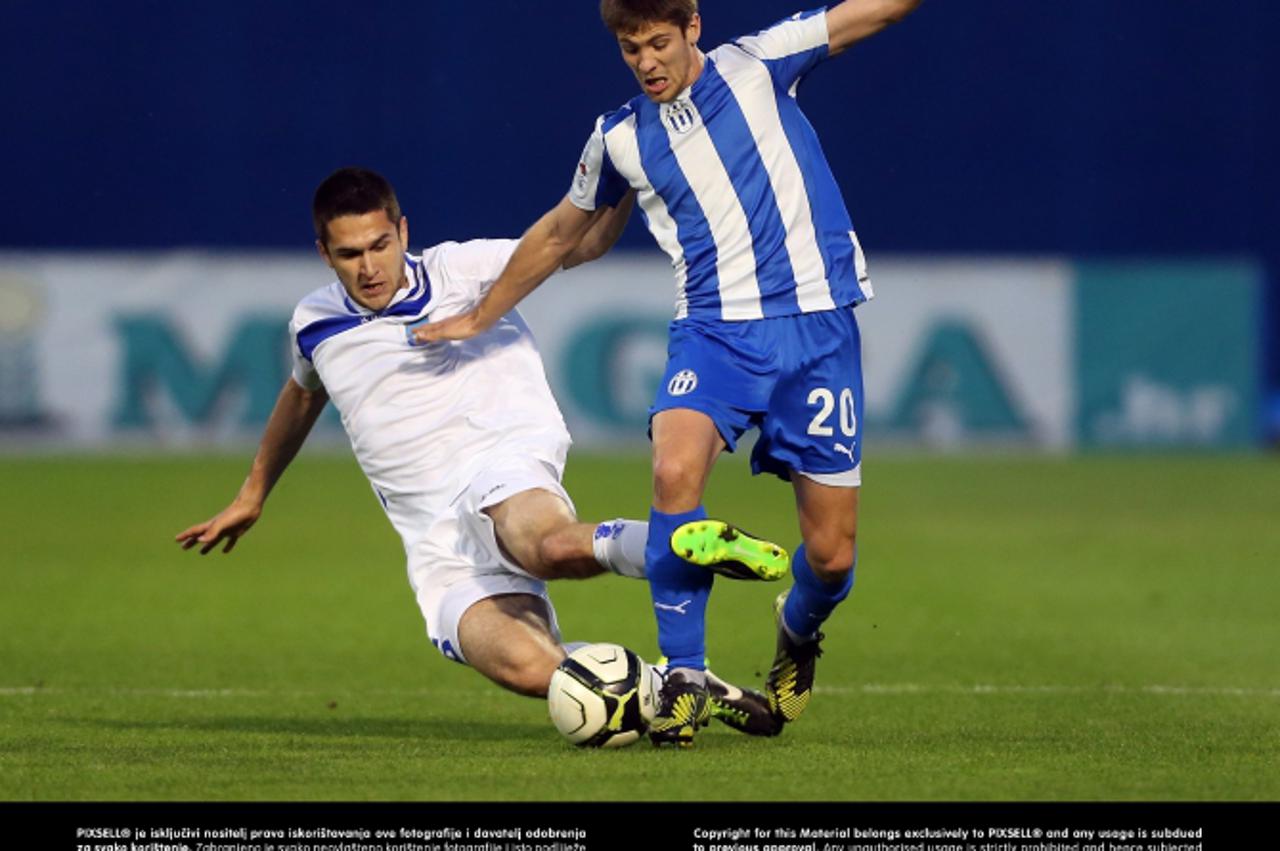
left=417, top=0, right=923, bottom=746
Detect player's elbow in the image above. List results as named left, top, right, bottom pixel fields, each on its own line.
left=886, top=0, right=922, bottom=24
left=866, top=0, right=920, bottom=28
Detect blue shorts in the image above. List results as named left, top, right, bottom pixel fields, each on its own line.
left=650, top=308, right=864, bottom=486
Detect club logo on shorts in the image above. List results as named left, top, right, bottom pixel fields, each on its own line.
left=667, top=369, right=698, bottom=396
left=663, top=99, right=698, bottom=135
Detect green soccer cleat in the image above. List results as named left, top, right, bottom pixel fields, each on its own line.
left=648, top=668, right=711, bottom=748
left=670, top=520, right=789, bottom=581
left=706, top=669, right=783, bottom=737
left=765, top=589, right=824, bottom=724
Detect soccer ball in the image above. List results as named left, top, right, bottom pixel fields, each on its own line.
left=547, top=643, right=658, bottom=748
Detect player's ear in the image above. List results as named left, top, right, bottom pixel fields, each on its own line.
left=686, top=13, right=701, bottom=45
left=316, top=238, right=334, bottom=268
left=398, top=214, right=409, bottom=249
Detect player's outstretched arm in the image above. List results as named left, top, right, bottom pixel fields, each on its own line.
left=826, top=0, right=921, bottom=56
left=175, top=378, right=329, bottom=555
left=563, top=190, right=636, bottom=270
left=412, top=196, right=604, bottom=344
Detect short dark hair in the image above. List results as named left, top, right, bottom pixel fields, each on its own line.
left=600, top=0, right=698, bottom=35
left=311, top=167, right=402, bottom=245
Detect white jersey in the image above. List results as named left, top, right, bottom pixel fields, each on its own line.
left=288, top=240, right=571, bottom=558
left=569, top=8, right=870, bottom=322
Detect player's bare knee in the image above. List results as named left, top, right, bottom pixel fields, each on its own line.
left=813, top=559, right=854, bottom=585
left=805, top=537, right=857, bottom=583
left=651, top=456, right=702, bottom=507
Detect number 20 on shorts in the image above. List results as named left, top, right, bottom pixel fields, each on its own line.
left=807, top=387, right=857, bottom=437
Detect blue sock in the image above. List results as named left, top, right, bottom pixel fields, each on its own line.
left=646, top=505, right=712, bottom=670
left=782, top=545, right=854, bottom=640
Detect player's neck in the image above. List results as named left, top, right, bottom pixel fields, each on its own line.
left=685, top=50, right=706, bottom=93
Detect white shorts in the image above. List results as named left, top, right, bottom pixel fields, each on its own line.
left=408, top=455, right=573, bottom=665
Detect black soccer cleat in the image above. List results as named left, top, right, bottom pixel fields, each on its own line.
left=648, top=667, right=711, bottom=748
left=765, top=589, right=824, bottom=724
left=706, top=669, right=783, bottom=737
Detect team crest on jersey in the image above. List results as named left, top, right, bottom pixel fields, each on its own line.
left=667, top=369, right=698, bottom=396
left=662, top=99, right=698, bottom=135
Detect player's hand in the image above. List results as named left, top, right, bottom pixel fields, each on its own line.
left=174, top=500, right=262, bottom=555
left=411, top=309, right=487, bottom=345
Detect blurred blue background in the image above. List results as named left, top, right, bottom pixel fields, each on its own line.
left=2, top=0, right=1277, bottom=443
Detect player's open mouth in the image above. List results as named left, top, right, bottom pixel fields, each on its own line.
left=644, top=77, right=669, bottom=96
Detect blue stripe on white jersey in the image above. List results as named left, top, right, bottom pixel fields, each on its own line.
left=634, top=95, right=734, bottom=318
left=597, top=108, right=695, bottom=315
left=295, top=255, right=433, bottom=362
left=693, top=58, right=802, bottom=318
left=297, top=313, right=364, bottom=362
left=568, top=8, right=871, bottom=322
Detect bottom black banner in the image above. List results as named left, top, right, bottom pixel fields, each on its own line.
left=4, top=801, right=1273, bottom=850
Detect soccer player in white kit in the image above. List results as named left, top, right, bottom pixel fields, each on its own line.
left=416, top=1, right=923, bottom=745
left=176, top=168, right=782, bottom=723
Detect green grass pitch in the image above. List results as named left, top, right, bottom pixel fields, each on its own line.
left=1, top=451, right=1278, bottom=801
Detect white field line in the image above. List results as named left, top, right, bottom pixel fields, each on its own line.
left=1, top=684, right=1278, bottom=698
left=822, top=683, right=1280, bottom=698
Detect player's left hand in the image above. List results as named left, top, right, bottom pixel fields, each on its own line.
left=411, top=309, right=486, bottom=345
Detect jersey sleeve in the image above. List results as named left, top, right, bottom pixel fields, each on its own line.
left=567, top=114, right=631, bottom=212
left=733, top=8, right=830, bottom=92
left=287, top=314, right=324, bottom=391
left=438, top=239, right=521, bottom=299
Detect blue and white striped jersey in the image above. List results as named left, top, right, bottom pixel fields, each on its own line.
left=569, top=8, right=871, bottom=322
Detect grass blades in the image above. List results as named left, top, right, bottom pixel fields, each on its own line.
left=1, top=452, right=1277, bottom=800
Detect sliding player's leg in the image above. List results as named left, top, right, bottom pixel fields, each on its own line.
left=484, top=487, right=647, bottom=580
left=484, top=470, right=788, bottom=734
left=456, top=593, right=567, bottom=697
left=472, top=459, right=648, bottom=580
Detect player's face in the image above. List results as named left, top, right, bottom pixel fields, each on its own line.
left=616, top=16, right=703, bottom=103
left=318, top=210, right=410, bottom=312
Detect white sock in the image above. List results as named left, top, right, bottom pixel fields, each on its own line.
left=591, top=519, right=649, bottom=579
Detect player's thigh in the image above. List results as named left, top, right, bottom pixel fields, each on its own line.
left=457, top=593, right=566, bottom=698
left=650, top=408, right=726, bottom=511
left=484, top=487, right=578, bottom=573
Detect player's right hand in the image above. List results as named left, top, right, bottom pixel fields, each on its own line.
left=174, top=501, right=262, bottom=555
